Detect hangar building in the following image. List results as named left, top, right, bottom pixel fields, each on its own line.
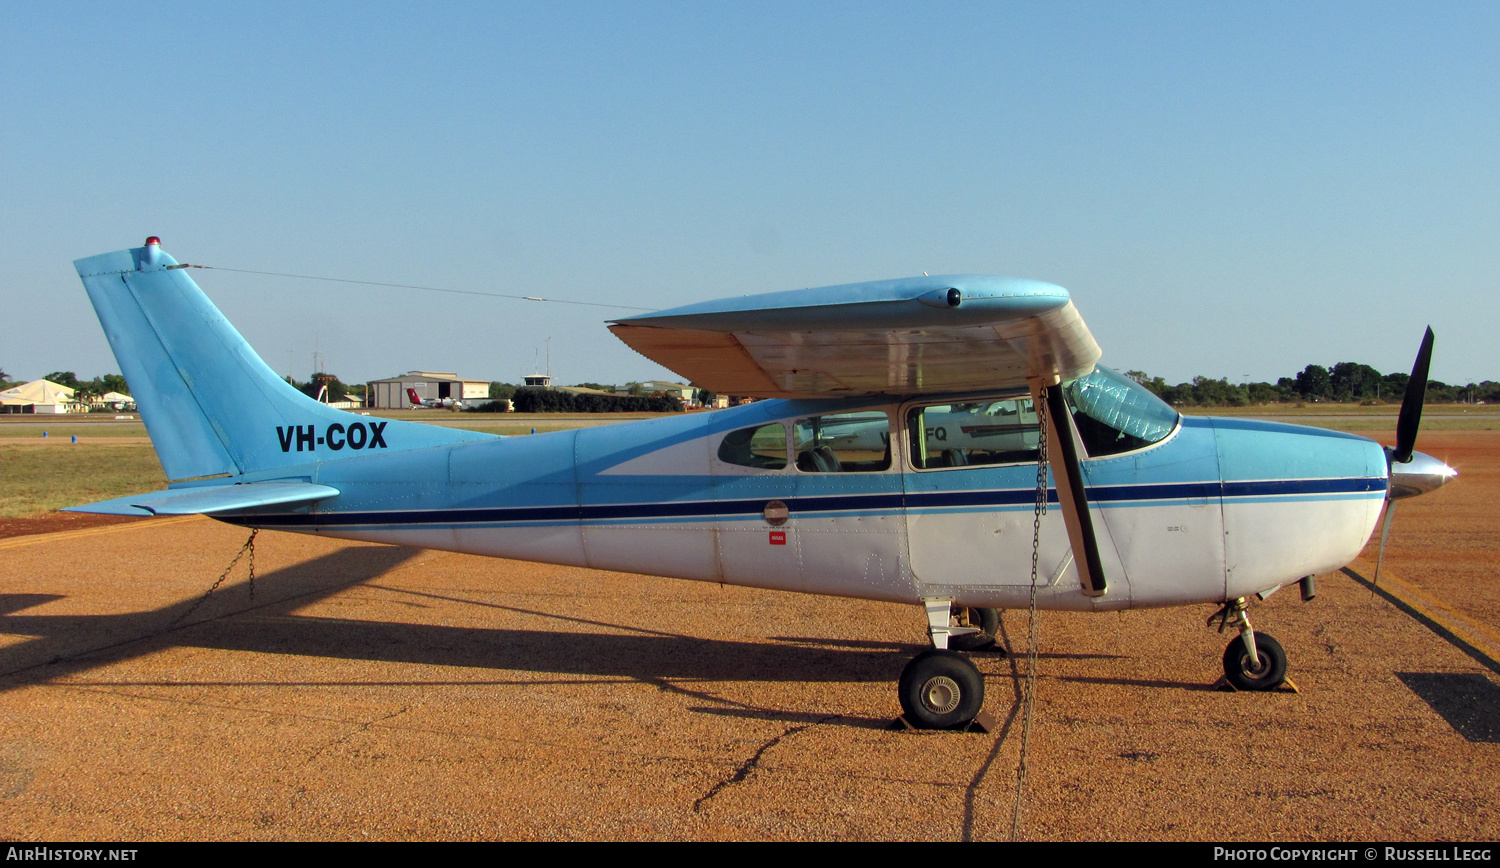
left=366, top=371, right=491, bottom=409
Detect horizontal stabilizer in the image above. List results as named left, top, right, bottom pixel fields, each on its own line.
left=65, top=482, right=339, bottom=517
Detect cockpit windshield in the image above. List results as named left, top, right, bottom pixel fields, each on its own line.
left=1063, top=366, right=1180, bottom=457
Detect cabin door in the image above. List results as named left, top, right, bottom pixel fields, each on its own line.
left=900, top=397, right=1133, bottom=607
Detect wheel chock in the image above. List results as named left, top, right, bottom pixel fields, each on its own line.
left=1212, top=675, right=1300, bottom=693
left=965, top=710, right=999, bottom=733
left=891, top=710, right=998, bottom=733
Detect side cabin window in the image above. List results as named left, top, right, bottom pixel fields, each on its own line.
left=717, top=422, right=789, bottom=470
left=907, top=398, right=1039, bottom=469
left=1062, top=366, right=1180, bottom=458
left=793, top=411, right=891, bottom=473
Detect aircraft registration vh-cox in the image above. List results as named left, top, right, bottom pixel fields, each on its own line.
left=68, top=238, right=1457, bottom=730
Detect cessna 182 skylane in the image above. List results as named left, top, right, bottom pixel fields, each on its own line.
left=69, top=238, right=1456, bottom=729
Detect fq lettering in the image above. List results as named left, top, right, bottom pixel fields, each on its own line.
left=275, top=422, right=388, bottom=453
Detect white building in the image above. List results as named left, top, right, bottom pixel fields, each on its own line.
left=0, top=380, right=80, bottom=414
left=91, top=391, right=136, bottom=411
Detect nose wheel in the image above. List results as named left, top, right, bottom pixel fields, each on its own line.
left=1223, top=631, right=1287, bottom=691
left=1210, top=598, right=1291, bottom=692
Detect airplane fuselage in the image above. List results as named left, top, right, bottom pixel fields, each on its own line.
left=219, top=393, right=1388, bottom=612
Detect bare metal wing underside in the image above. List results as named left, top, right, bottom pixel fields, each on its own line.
left=610, top=274, right=1100, bottom=398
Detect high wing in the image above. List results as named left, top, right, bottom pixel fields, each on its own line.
left=609, top=275, right=1101, bottom=398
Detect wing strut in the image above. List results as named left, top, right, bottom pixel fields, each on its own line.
left=1031, top=380, right=1107, bottom=597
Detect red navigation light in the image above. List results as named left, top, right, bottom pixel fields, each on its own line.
left=145, top=236, right=161, bottom=246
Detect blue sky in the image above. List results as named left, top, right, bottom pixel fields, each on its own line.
left=2, top=2, right=1495, bottom=388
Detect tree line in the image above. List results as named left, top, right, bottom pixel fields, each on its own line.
left=1126, top=363, right=1498, bottom=408
left=494, top=387, right=682, bottom=413
left=282, top=373, right=366, bottom=403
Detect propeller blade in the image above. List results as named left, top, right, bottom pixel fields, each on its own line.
left=1042, top=385, right=1107, bottom=596
left=1374, top=499, right=1396, bottom=591
left=1393, top=327, right=1434, bottom=464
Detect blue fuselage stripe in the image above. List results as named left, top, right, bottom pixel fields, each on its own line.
left=227, top=476, right=1385, bottom=529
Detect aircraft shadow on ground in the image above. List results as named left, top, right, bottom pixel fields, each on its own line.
left=183, top=618, right=908, bottom=684
left=0, top=545, right=422, bottom=688
left=0, top=594, right=64, bottom=616
left=0, top=545, right=932, bottom=695
left=1396, top=672, right=1500, bottom=743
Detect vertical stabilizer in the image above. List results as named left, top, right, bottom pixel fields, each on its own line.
left=74, top=240, right=493, bottom=483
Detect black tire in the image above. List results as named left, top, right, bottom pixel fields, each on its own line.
left=948, top=606, right=1002, bottom=652
left=951, top=604, right=999, bottom=637
left=899, top=649, right=985, bottom=729
left=1222, top=632, right=1287, bottom=691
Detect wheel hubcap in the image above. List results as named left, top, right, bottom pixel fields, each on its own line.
left=921, top=676, right=961, bottom=714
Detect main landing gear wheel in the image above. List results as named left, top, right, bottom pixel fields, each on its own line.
left=899, top=649, right=984, bottom=729
left=948, top=605, right=1001, bottom=652
left=1222, top=631, right=1287, bottom=691
left=963, top=606, right=1000, bottom=637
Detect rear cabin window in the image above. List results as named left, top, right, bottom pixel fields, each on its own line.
left=793, top=411, right=891, bottom=473
left=717, top=423, right=789, bottom=469
left=907, top=399, right=1040, bottom=469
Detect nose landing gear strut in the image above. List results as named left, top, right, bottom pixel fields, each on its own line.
left=1210, top=597, right=1294, bottom=692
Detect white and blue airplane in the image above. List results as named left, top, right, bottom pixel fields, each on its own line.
left=69, top=238, right=1456, bottom=729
